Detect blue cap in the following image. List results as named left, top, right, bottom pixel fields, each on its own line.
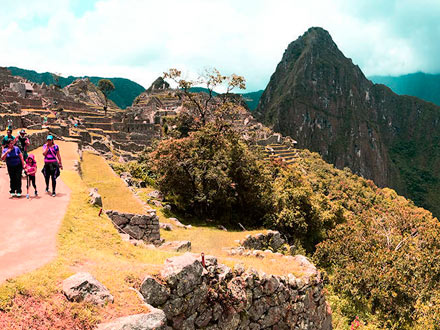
left=46, top=135, right=53, bottom=140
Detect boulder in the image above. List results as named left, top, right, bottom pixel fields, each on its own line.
left=120, top=172, right=132, bottom=186
left=159, top=223, right=173, bottom=231
left=62, top=272, right=113, bottom=305
left=97, top=307, right=167, bottom=330
left=147, top=190, right=163, bottom=201
left=168, top=218, right=190, bottom=229
left=292, top=255, right=318, bottom=281
left=160, top=240, right=192, bottom=252
left=89, top=188, right=102, bottom=207
left=160, top=253, right=203, bottom=296
left=140, top=276, right=170, bottom=306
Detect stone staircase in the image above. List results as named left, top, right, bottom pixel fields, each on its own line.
left=263, top=144, right=298, bottom=165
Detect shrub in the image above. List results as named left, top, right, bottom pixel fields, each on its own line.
left=150, top=124, right=273, bottom=226
left=268, top=168, right=345, bottom=253
left=315, top=190, right=440, bottom=327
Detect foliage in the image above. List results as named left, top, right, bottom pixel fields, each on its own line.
left=163, top=68, right=246, bottom=126
left=315, top=189, right=440, bottom=327
left=268, top=167, right=345, bottom=253
left=98, top=79, right=116, bottom=108
left=150, top=124, right=273, bottom=226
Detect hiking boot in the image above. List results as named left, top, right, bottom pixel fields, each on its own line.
left=52, top=192, right=56, bottom=197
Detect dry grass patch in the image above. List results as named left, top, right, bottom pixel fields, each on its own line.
left=80, top=152, right=145, bottom=214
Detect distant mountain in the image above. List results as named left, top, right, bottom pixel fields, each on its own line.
left=256, top=26, right=440, bottom=218
left=241, top=90, right=263, bottom=111
left=188, top=87, right=263, bottom=111
left=7, top=66, right=145, bottom=109
left=370, top=72, right=440, bottom=106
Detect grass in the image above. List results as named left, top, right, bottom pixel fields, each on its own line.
left=81, top=155, right=307, bottom=276
left=80, top=152, right=145, bottom=214
left=136, top=186, right=307, bottom=277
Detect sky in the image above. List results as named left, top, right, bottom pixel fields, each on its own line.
left=1, top=0, right=440, bottom=91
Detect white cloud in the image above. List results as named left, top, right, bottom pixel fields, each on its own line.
left=0, top=0, right=440, bottom=91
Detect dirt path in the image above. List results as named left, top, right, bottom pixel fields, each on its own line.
left=0, top=141, right=78, bottom=283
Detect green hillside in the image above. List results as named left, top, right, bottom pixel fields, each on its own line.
left=8, top=66, right=145, bottom=109
left=189, top=87, right=263, bottom=110
left=370, top=72, right=440, bottom=106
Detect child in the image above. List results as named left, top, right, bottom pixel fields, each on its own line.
left=25, top=154, right=38, bottom=198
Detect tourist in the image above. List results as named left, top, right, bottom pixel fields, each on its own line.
left=42, top=135, right=63, bottom=197
left=15, top=129, right=30, bottom=160
left=1, top=139, right=26, bottom=197
left=42, top=116, right=48, bottom=128
left=24, top=154, right=38, bottom=198
left=1, top=129, right=15, bottom=147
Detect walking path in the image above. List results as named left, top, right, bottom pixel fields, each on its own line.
left=0, top=141, right=77, bottom=283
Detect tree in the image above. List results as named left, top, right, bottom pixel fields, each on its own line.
left=315, top=190, right=440, bottom=327
left=97, top=79, right=115, bottom=115
left=163, top=68, right=246, bottom=126
left=51, top=72, right=61, bottom=89
left=150, top=124, right=273, bottom=226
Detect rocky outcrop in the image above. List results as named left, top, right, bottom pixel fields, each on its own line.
left=146, top=77, right=170, bottom=93
left=256, top=26, right=440, bottom=217
left=106, top=210, right=161, bottom=245
left=89, top=188, right=103, bottom=207
left=64, top=78, right=118, bottom=109
left=97, top=307, right=167, bottom=330
left=138, top=253, right=332, bottom=329
left=159, top=240, right=191, bottom=252
left=62, top=272, right=114, bottom=305
left=240, top=231, right=286, bottom=252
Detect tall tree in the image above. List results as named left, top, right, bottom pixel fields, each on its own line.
left=163, top=68, right=246, bottom=126
left=97, top=79, right=115, bottom=115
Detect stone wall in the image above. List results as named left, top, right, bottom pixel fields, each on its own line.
left=139, top=253, right=332, bottom=330
left=106, top=210, right=161, bottom=245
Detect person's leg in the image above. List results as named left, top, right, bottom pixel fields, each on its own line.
left=7, top=165, right=14, bottom=194
left=9, top=165, right=20, bottom=194
left=30, top=176, right=37, bottom=190
left=51, top=172, right=56, bottom=194
left=44, top=164, right=50, bottom=191
left=15, top=165, right=22, bottom=194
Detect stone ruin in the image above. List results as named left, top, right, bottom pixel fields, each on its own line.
left=97, top=253, right=332, bottom=329
left=106, top=210, right=161, bottom=245
left=1, top=67, right=299, bottom=164
left=234, top=231, right=296, bottom=255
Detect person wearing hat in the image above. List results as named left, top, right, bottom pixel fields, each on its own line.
left=42, top=135, right=63, bottom=197
left=2, top=129, right=15, bottom=147
left=1, top=138, right=26, bottom=197
left=15, top=129, right=30, bottom=161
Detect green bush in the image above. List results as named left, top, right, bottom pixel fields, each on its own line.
left=315, top=190, right=440, bottom=327
left=150, top=124, right=273, bottom=227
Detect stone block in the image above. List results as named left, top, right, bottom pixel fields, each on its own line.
left=62, top=272, right=113, bottom=305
